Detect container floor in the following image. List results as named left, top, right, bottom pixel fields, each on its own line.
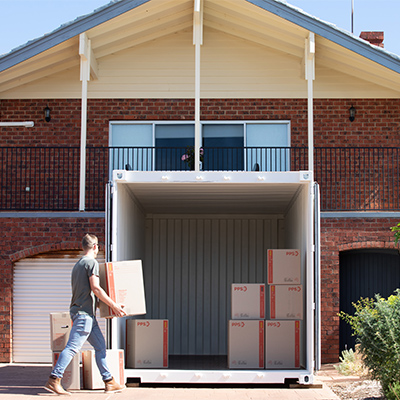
left=169, top=355, right=228, bottom=370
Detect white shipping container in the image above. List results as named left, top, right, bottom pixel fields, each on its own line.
left=126, top=319, right=169, bottom=368
left=265, top=320, right=300, bottom=369
left=82, top=349, right=125, bottom=390
left=228, top=320, right=264, bottom=369
left=107, top=170, right=320, bottom=385
left=231, top=283, right=265, bottom=319
left=267, top=249, right=301, bottom=284
left=269, top=285, right=303, bottom=320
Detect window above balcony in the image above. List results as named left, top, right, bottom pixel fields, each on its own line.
left=109, top=121, right=291, bottom=172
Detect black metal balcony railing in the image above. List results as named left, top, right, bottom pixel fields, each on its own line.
left=0, top=146, right=399, bottom=212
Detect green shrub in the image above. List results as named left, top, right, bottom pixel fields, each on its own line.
left=391, top=223, right=400, bottom=245
left=339, top=290, right=400, bottom=397
left=387, top=382, right=400, bottom=400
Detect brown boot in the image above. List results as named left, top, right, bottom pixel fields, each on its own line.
left=104, top=377, right=126, bottom=393
left=44, top=376, right=71, bottom=396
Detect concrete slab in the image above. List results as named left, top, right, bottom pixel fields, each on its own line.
left=0, top=364, right=340, bottom=400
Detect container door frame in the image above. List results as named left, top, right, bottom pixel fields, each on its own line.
left=314, top=182, right=321, bottom=371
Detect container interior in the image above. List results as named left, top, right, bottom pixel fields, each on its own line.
left=110, top=172, right=313, bottom=374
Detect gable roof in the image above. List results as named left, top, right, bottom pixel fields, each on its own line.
left=0, top=0, right=399, bottom=75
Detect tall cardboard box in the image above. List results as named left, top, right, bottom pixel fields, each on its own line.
left=269, top=285, right=303, bottom=320
left=265, top=320, right=300, bottom=369
left=126, top=319, right=169, bottom=368
left=99, top=260, right=146, bottom=318
left=228, top=320, right=264, bottom=369
left=267, top=249, right=301, bottom=285
left=52, top=352, right=80, bottom=390
left=231, top=284, right=265, bottom=319
left=82, top=349, right=125, bottom=390
left=50, top=312, right=71, bottom=351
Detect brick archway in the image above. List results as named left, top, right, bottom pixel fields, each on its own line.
left=9, top=241, right=82, bottom=263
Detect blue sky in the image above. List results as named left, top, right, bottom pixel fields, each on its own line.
left=0, top=0, right=399, bottom=57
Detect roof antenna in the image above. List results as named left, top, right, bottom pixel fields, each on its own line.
left=351, top=0, right=354, bottom=34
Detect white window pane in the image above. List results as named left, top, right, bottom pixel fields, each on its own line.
left=110, top=124, right=153, bottom=171
left=246, top=124, right=290, bottom=172
left=111, top=124, right=152, bottom=147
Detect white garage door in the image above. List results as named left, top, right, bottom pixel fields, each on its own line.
left=13, top=251, right=107, bottom=363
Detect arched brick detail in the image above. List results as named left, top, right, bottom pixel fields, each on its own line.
left=9, top=241, right=82, bottom=263
left=339, top=241, right=399, bottom=253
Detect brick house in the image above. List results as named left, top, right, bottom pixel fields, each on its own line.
left=0, top=0, right=399, bottom=374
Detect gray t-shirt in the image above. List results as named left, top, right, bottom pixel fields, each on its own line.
left=70, top=255, right=99, bottom=316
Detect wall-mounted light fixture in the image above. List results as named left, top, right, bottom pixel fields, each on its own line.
left=349, top=105, right=356, bottom=122
left=44, top=106, right=51, bottom=122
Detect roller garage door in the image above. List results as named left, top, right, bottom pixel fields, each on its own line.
left=13, top=251, right=106, bottom=363
left=339, top=249, right=400, bottom=355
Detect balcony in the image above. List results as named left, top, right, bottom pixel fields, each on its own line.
left=0, top=146, right=399, bottom=212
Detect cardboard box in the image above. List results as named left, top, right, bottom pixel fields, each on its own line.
left=50, top=312, right=71, bottom=351
left=265, top=320, right=300, bottom=369
left=228, top=320, right=264, bottom=369
left=52, top=351, right=80, bottom=390
left=269, top=285, right=303, bottom=320
left=231, top=284, right=265, bottom=319
left=267, top=249, right=301, bottom=285
left=82, top=349, right=125, bottom=390
left=99, top=260, right=146, bottom=318
left=126, top=319, right=169, bottom=368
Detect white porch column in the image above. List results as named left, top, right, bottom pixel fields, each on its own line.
left=79, top=33, right=98, bottom=210
left=305, top=32, right=315, bottom=172
left=193, top=0, right=203, bottom=172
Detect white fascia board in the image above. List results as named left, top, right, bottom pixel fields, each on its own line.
left=246, top=0, right=400, bottom=74
left=0, top=0, right=150, bottom=73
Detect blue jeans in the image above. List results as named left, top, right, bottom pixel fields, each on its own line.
left=51, top=313, right=112, bottom=381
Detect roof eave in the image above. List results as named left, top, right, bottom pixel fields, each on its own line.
left=0, top=0, right=150, bottom=73
left=247, top=0, right=400, bottom=74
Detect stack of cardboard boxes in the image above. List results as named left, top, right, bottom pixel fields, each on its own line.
left=266, top=249, right=301, bottom=369
left=49, top=313, right=80, bottom=390
left=227, top=249, right=302, bottom=370
left=228, top=284, right=265, bottom=369
left=49, top=313, right=126, bottom=390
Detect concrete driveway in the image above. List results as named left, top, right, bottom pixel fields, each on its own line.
left=0, top=364, right=340, bottom=399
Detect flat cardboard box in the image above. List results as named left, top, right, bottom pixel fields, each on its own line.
left=231, top=284, right=265, bottom=319
left=228, top=320, right=265, bottom=369
left=52, top=351, right=80, bottom=390
left=99, top=260, right=146, bottom=318
left=82, top=349, right=125, bottom=390
left=126, top=319, right=169, bottom=368
left=50, top=312, right=71, bottom=351
left=269, top=285, right=303, bottom=320
left=267, top=249, right=301, bottom=285
left=265, top=320, right=300, bottom=369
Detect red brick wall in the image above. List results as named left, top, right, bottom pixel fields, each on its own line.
left=1, top=98, right=399, bottom=147
left=320, top=216, right=399, bottom=363
left=0, top=216, right=104, bottom=363
left=1, top=97, right=400, bottom=363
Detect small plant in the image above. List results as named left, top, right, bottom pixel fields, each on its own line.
left=334, top=346, right=368, bottom=376
left=181, top=146, right=204, bottom=170
left=339, top=290, right=400, bottom=398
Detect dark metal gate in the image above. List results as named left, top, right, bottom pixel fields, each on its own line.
left=339, top=249, right=400, bottom=354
